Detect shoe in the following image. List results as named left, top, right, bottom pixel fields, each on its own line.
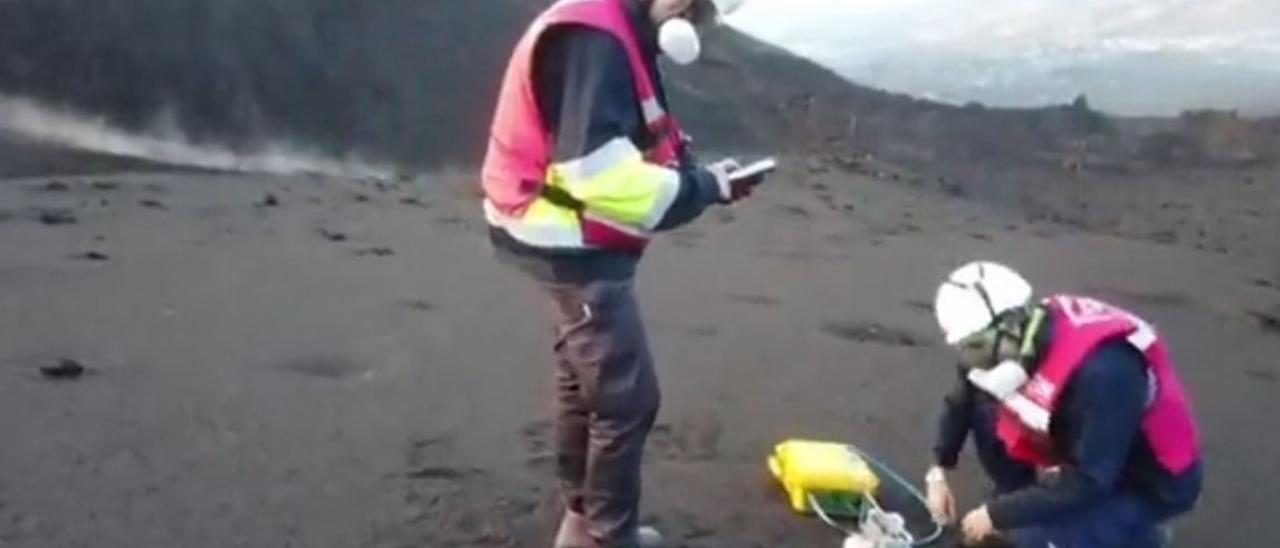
left=553, top=511, right=664, bottom=548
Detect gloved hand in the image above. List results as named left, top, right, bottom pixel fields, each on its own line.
left=961, top=505, right=996, bottom=545
left=925, top=466, right=957, bottom=525
left=705, top=158, right=753, bottom=204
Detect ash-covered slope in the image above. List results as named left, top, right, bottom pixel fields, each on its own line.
left=0, top=0, right=775, bottom=169
left=2, top=0, right=1275, bottom=173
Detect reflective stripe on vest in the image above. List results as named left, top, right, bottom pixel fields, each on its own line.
left=550, top=138, right=681, bottom=231
left=641, top=97, right=665, bottom=127
left=485, top=137, right=680, bottom=251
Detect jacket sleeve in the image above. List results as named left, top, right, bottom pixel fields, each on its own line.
left=933, top=364, right=976, bottom=469
left=987, top=340, right=1149, bottom=529
left=532, top=26, right=719, bottom=233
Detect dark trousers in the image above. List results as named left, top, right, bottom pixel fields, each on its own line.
left=970, top=400, right=1167, bottom=548
left=544, top=280, right=660, bottom=547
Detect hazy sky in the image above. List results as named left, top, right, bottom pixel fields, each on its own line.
left=727, top=0, right=1280, bottom=115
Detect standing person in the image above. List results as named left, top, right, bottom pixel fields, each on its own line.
left=922, top=261, right=1203, bottom=547
left=479, top=1, right=760, bottom=546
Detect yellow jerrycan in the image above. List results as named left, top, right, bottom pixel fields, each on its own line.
left=767, top=439, right=881, bottom=516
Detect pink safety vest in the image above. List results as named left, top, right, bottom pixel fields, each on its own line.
left=480, top=0, right=684, bottom=217
left=996, top=295, right=1201, bottom=474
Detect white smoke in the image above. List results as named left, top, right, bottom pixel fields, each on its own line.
left=0, top=94, right=395, bottom=179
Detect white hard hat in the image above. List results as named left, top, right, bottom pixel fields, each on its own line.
left=934, top=261, right=1034, bottom=345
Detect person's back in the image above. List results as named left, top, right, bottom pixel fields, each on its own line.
left=991, top=335, right=1203, bottom=534
left=1048, top=337, right=1203, bottom=512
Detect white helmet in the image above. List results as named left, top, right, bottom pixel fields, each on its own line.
left=934, top=261, right=1034, bottom=345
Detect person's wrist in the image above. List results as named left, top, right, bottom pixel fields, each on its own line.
left=925, top=466, right=947, bottom=485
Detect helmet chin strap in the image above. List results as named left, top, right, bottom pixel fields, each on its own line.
left=968, top=273, right=1011, bottom=367
left=946, top=264, right=1008, bottom=367
left=967, top=306, right=1049, bottom=401
left=992, top=306, right=1045, bottom=369
left=1018, top=306, right=1047, bottom=362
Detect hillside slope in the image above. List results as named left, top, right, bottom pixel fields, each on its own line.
left=2, top=0, right=1276, bottom=173
left=0, top=0, right=771, bottom=168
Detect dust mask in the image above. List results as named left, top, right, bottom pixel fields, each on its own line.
left=658, top=18, right=701, bottom=65
left=967, top=359, right=1030, bottom=400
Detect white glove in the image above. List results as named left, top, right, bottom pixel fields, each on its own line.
left=706, top=157, right=740, bottom=183
left=961, top=505, right=996, bottom=544
left=705, top=158, right=752, bottom=204
left=925, top=466, right=957, bottom=525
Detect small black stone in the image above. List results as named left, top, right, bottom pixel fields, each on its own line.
left=354, top=247, right=395, bottom=257
left=400, top=300, right=435, bottom=312
left=318, top=228, right=347, bottom=242
left=1251, top=310, right=1280, bottom=335
left=258, top=193, right=280, bottom=207
left=40, top=358, right=87, bottom=379
left=37, top=209, right=78, bottom=225
left=73, top=251, right=110, bottom=261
